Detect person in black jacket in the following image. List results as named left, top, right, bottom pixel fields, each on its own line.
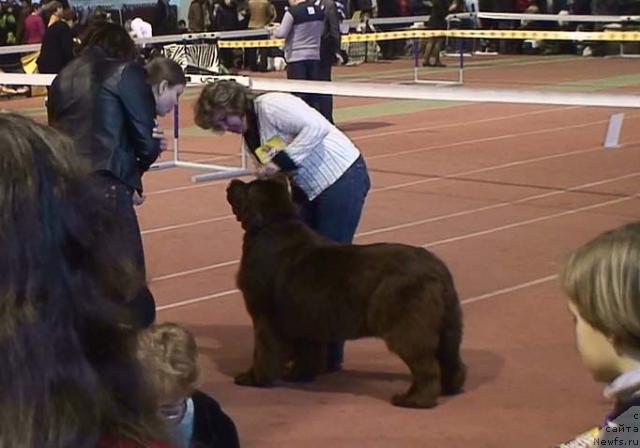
left=318, top=0, right=340, bottom=124
left=213, top=0, right=241, bottom=70
left=137, top=323, right=240, bottom=448
left=47, top=23, right=185, bottom=328
left=422, top=0, right=458, bottom=67
left=153, top=0, right=174, bottom=35
left=37, top=8, right=76, bottom=74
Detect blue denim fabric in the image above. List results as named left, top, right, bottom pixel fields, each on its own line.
left=292, top=156, right=371, bottom=368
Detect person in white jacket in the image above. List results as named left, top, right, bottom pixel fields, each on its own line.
left=195, top=80, right=370, bottom=372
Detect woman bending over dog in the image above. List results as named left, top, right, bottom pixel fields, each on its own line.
left=194, top=79, right=371, bottom=373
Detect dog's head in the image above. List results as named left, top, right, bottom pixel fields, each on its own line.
left=226, top=174, right=296, bottom=230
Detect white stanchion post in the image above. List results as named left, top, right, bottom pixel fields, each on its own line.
left=414, top=37, right=420, bottom=83
left=604, top=113, right=624, bottom=149
left=458, top=34, right=464, bottom=84
left=240, top=139, right=248, bottom=171
left=173, top=103, right=180, bottom=163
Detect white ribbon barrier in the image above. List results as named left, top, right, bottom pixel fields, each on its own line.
left=0, top=72, right=634, bottom=181
left=448, top=12, right=640, bottom=24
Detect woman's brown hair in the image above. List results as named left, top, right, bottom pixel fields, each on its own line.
left=194, top=80, right=254, bottom=133
left=145, top=56, right=187, bottom=88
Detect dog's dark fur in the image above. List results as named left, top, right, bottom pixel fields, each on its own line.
left=226, top=176, right=466, bottom=408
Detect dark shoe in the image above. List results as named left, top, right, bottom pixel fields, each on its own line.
left=422, top=60, right=434, bottom=67
left=434, top=61, right=447, bottom=67
left=323, top=363, right=343, bottom=374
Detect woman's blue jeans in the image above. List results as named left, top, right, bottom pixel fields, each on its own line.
left=292, top=156, right=371, bottom=369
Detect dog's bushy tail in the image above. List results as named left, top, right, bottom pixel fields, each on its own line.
left=437, top=271, right=467, bottom=395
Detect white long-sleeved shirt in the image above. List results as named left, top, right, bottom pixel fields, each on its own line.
left=252, top=92, right=360, bottom=200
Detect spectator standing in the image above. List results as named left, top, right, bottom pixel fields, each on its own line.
left=37, top=8, right=76, bottom=74
left=213, top=0, right=241, bottom=69
left=22, top=3, right=45, bottom=43
left=188, top=0, right=206, bottom=31
left=153, top=0, right=173, bottom=35
left=246, top=0, right=276, bottom=71
left=318, top=0, right=340, bottom=123
left=270, top=0, right=325, bottom=112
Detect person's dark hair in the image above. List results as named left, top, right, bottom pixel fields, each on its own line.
left=194, top=80, right=254, bottom=133
left=88, top=6, right=109, bottom=25
left=145, top=56, right=187, bottom=87
left=0, top=112, right=166, bottom=447
left=81, top=21, right=138, bottom=60
left=49, top=1, right=63, bottom=11
left=61, top=8, right=76, bottom=22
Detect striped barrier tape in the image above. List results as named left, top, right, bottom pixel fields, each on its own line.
left=217, top=29, right=640, bottom=48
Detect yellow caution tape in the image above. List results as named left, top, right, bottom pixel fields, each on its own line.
left=217, top=28, right=640, bottom=48
left=443, top=29, right=640, bottom=41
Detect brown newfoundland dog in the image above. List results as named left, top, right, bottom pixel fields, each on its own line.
left=227, top=176, right=466, bottom=408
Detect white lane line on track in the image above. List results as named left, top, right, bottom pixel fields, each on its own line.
left=148, top=169, right=639, bottom=281
left=144, top=105, right=600, bottom=197
left=141, top=116, right=639, bottom=235
left=154, top=193, right=639, bottom=312
left=460, top=274, right=559, bottom=305
left=156, top=274, right=561, bottom=312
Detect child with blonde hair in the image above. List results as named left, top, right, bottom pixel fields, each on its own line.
left=137, top=323, right=240, bottom=448
left=559, top=222, right=640, bottom=447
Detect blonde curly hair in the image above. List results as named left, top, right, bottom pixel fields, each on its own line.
left=194, top=80, right=254, bottom=133
left=137, top=323, right=200, bottom=399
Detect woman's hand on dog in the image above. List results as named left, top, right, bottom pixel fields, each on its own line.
left=256, top=162, right=281, bottom=179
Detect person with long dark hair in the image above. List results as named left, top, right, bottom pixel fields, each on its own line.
left=48, top=22, right=186, bottom=327
left=0, top=112, right=172, bottom=448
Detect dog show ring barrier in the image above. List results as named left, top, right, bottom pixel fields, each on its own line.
left=0, top=27, right=638, bottom=181
left=446, top=11, right=640, bottom=57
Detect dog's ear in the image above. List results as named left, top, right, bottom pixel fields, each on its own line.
left=226, top=179, right=247, bottom=221
left=227, top=179, right=245, bottom=204
left=228, top=179, right=246, bottom=190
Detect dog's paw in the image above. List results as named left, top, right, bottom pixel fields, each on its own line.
left=391, top=392, right=438, bottom=409
left=441, top=363, right=467, bottom=396
left=234, top=370, right=271, bottom=387
left=282, top=364, right=317, bottom=383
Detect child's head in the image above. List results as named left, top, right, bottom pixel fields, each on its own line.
left=137, top=323, right=199, bottom=422
left=561, top=222, right=640, bottom=383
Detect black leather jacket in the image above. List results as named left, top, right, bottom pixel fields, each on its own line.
left=48, top=46, right=160, bottom=192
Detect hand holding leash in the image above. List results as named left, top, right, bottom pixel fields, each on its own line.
left=256, top=162, right=281, bottom=179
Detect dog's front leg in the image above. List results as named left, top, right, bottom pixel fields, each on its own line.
left=235, top=317, right=285, bottom=387
left=283, top=340, right=326, bottom=382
